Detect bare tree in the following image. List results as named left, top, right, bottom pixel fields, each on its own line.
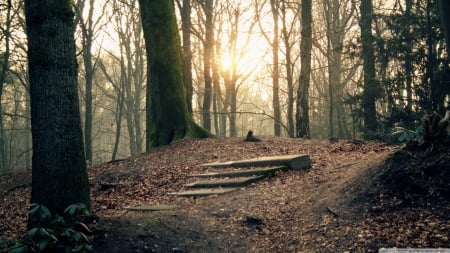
left=280, top=1, right=300, bottom=137
left=218, top=1, right=257, bottom=137
left=0, top=0, right=32, bottom=173
left=255, top=0, right=282, bottom=136
left=322, top=0, right=355, bottom=139
left=268, top=0, right=281, bottom=136
left=74, top=0, right=110, bottom=164
left=296, top=0, right=312, bottom=138
left=0, top=0, right=12, bottom=172
left=195, top=0, right=215, bottom=131
left=110, top=0, right=146, bottom=156
left=97, top=55, right=126, bottom=161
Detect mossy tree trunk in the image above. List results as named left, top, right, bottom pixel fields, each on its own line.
left=24, top=0, right=90, bottom=216
left=139, top=0, right=210, bottom=148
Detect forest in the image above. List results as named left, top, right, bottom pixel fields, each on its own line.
left=0, top=0, right=448, bottom=172
left=0, top=0, right=450, bottom=252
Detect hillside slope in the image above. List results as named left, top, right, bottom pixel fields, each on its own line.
left=1, top=137, right=449, bottom=252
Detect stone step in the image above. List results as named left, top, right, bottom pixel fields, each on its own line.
left=168, top=188, right=240, bottom=197
left=200, top=154, right=311, bottom=170
left=184, top=175, right=266, bottom=188
left=189, top=166, right=287, bottom=178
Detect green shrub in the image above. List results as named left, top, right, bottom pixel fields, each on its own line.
left=6, top=203, right=93, bottom=253
left=391, top=125, right=425, bottom=143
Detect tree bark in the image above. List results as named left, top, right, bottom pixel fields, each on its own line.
left=296, top=0, right=312, bottom=138
left=404, top=0, right=413, bottom=111
left=0, top=0, right=12, bottom=173
left=180, top=0, right=194, bottom=114
left=132, top=17, right=145, bottom=154
left=201, top=0, right=214, bottom=131
left=114, top=1, right=145, bottom=156
left=280, top=1, right=295, bottom=137
left=270, top=0, right=281, bottom=136
left=139, top=0, right=210, bottom=148
left=359, top=0, right=378, bottom=133
left=77, top=0, right=95, bottom=164
left=24, top=0, right=90, bottom=215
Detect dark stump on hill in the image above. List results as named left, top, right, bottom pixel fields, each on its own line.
left=244, top=130, right=261, bottom=142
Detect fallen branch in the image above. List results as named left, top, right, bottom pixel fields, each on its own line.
left=326, top=206, right=339, bottom=217
left=5, top=182, right=31, bottom=193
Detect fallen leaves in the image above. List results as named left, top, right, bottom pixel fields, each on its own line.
left=1, top=137, right=449, bottom=252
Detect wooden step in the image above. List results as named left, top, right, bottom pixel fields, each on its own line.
left=200, top=154, right=311, bottom=170
left=184, top=175, right=265, bottom=188
left=168, top=188, right=240, bottom=197
left=123, top=205, right=177, bottom=212
left=188, top=166, right=287, bottom=178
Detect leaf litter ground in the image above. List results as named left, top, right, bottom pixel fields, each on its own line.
left=1, top=137, right=450, bottom=252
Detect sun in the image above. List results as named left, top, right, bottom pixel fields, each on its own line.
left=220, top=53, right=233, bottom=72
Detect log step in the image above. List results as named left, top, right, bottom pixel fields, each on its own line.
left=184, top=175, right=265, bottom=188
left=168, top=188, right=240, bottom=197
left=200, top=154, right=311, bottom=170
left=188, top=166, right=287, bottom=178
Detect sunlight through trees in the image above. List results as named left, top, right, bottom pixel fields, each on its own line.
left=0, top=0, right=449, bottom=171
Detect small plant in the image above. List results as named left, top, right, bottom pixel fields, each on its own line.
left=8, top=203, right=93, bottom=253
left=392, top=125, right=424, bottom=143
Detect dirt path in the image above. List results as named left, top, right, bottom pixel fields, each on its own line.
left=89, top=138, right=393, bottom=252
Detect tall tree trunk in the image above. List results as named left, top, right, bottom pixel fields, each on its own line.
left=212, top=41, right=223, bottom=136
left=99, top=59, right=125, bottom=161
left=25, top=0, right=90, bottom=215
left=230, top=81, right=237, bottom=137
left=404, top=0, right=413, bottom=111
left=112, top=85, right=124, bottom=161
left=426, top=0, right=437, bottom=111
left=25, top=98, right=32, bottom=169
left=223, top=77, right=237, bottom=137
left=79, top=0, right=95, bottom=164
left=214, top=41, right=227, bottom=137
left=359, top=0, right=378, bottom=133
left=180, top=0, right=193, bottom=114
left=439, top=0, right=450, bottom=56
left=139, top=0, right=210, bottom=148
left=0, top=0, right=12, bottom=173
left=280, top=2, right=295, bottom=137
left=132, top=19, right=145, bottom=154
left=296, top=0, right=312, bottom=138
left=270, top=0, right=281, bottom=136
left=201, top=0, right=214, bottom=131
left=323, top=0, right=353, bottom=139
left=122, top=56, right=138, bottom=157
left=220, top=8, right=241, bottom=137
left=327, top=38, right=334, bottom=138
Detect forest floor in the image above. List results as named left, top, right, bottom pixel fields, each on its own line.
left=1, top=137, right=450, bottom=252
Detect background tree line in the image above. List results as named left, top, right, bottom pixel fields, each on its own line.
left=1, top=0, right=449, bottom=174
